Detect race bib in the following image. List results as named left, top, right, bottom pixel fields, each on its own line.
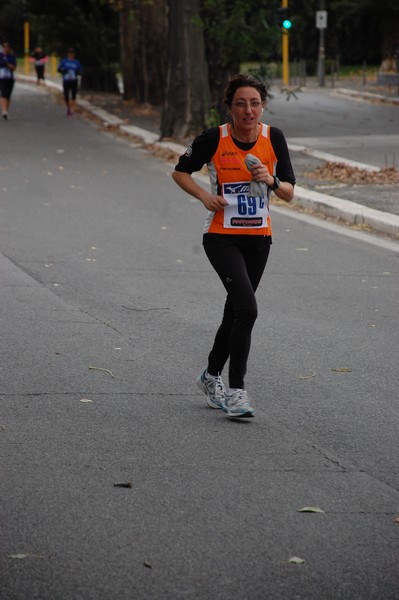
left=65, top=69, right=77, bottom=81
left=222, top=182, right=269, bottom=229
left=0, top=67, right=12, bottom=79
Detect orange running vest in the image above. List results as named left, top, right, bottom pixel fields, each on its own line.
left=204, top=123, right=277, bottom=236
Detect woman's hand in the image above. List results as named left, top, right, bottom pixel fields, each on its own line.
left=249, top=163, right=294, bottom=202
left=200, top=191, right=228, bottom=212
left=172, top=171, right=228, bottom=211
left=249, top=163, right=274, bottom=187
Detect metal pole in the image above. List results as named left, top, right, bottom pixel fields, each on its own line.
left=317, top=0, right=325, bottom=87
left=24, top=21, right=30, bottom=75
left=362, top=60, right=367, bottom=86
left=282, top=0, right=289, bottom=86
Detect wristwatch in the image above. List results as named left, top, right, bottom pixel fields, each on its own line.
left=270, top=176, right=280, bottom=191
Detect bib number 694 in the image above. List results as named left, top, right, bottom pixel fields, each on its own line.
left=237, top=194, right=265, bottom=216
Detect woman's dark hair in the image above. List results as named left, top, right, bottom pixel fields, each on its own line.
left=224, top=74, right=268, bottom=107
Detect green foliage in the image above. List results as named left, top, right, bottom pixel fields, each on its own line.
left=2, top=0, right=397, bottom=97
left=329, top=0, right=399, bottom=61
left=0, top=0, right=25, bottom=53
left=1, top=0, right=119, bottom=76
left=206, top=107, right=221, bottom=128
left=287, top=0, right=399, bottom=65
left=280, top=86, right=302, bottom=101
left=201, top=0, right=280, bottom=69
left=201, top=0, right=251, bottom=70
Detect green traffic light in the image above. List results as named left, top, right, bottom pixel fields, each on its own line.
left=283, top=19, right=292, bottom=29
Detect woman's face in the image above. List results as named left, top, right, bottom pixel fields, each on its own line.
left=229, top=86, right=264, bottom=131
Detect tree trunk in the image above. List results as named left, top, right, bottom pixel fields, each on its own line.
left=380, top=27, right=399, bottom=72
left=133, top=0, right=168, bottom=104
left=161, top=0, right=211, bottom=140
left=118, top=0, right=167, bottom=103
left=208, top=53, right=239, bottom=125
left=119, top=0, right=138, bottom=100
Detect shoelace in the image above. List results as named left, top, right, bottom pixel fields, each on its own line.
left=227, top=389, right=248, bottom=406
left=205, top=376, right=225, bottom=399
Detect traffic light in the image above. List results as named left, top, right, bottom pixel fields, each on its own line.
left=277, top=7, right=292, bottom=30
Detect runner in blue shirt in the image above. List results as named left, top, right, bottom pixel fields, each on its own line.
left=0, top=42, right=17, bottom=120
left=57, top=48, right=83, bottom=116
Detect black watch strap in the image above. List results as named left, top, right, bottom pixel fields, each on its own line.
left=269, top=176, right=280, bottom=191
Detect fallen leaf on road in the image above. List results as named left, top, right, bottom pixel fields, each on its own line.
left=298, top=506, right=325, bottom=513
left=113, top=482, right=132, bottom=488
left=394, top=517, right=399, bottom=524
left=299, top=371, right=316, bottom=380
left=305, top=163, right=399, bottom=184
left=143, top=561, right=152, bottom=568
left=288, top=556, right=305, bottom=564
left=89, top=366, right=115, bottom=378
left=80, top=398, right=93, bottom=403
left=332, top=367, right=352, bottom=372
left=9, top=553, right=43, bottom=560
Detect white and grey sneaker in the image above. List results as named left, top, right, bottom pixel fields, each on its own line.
left=196, top=369, right=225, bottom=409
left=222, top=388, right=254, bottom=418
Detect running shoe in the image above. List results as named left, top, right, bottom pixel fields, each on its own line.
left=196, top=369, right=225, bottom=409
left=222, top=389, right=254, bottom=418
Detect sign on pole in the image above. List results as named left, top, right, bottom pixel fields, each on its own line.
left=316, top=10, right=328, bottom=29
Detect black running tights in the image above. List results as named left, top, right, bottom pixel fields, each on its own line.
left=203, top=234, right=271, bottom=389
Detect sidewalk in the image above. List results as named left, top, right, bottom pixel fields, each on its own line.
left=17, top=74, right=399, bottom=239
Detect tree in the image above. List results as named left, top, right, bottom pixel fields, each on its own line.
left=161, top=0, right=210, bottom=139
left=113, top=0, right=168, bottom=102
left=330, top=0, right=399, bottom=70
left=200, top=0, right=248, bottom=123
left=201, top=0, right=279, bottom=123
left=117, top=0, right=137, bottom=100
left=0, top=0, right=25, bottom=54
left=287, top=0, right=399, bottom=72
left=23, top=0, right=120, bottom=92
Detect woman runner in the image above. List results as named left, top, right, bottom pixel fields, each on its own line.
left=172, top=74, right=295, bottom=418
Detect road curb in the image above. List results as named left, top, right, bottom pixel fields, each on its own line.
left=16, top=74, right=399, bottom=237
left=288, top=143, right=380, bottom=173
left=293, top=186, right=399, bottom=236
left=334, top=87, right=399, bottom=106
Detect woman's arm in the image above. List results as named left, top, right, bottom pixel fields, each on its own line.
left=249, top=163, right=294, bottom=203
left=273, top=181, right=294, bottom=202
left=172, top=171, right=227, bottom=212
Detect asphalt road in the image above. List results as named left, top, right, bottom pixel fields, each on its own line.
left=1, top=85, right=399, bottom=600
left=266, top=86, right=399, bottom=170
